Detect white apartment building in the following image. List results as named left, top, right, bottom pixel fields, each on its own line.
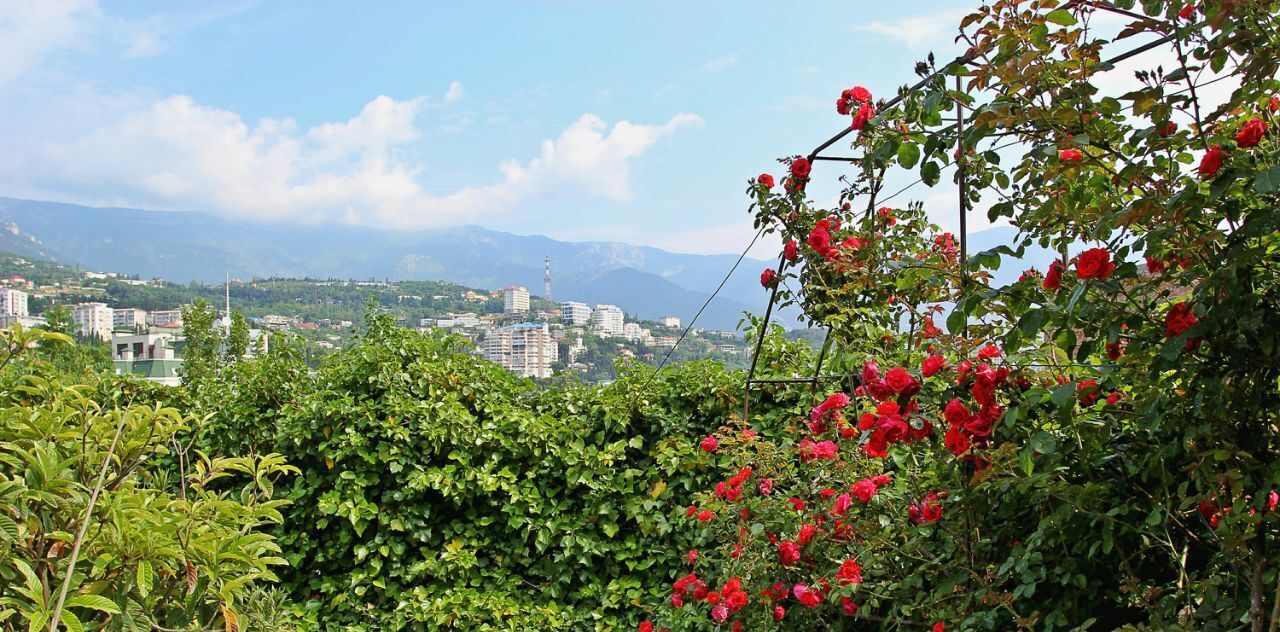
left=592, top=304, right=625, bottom=337
left=623, top=322, right=652, bottom=344
left=147, top=309, right=184, bottom=328
left=427, top=312, right=482, bottom=329
left=113, top=308, right=147, bottom=330
left=560, top=301, right=592, bottom=326
left=0, top=289, right=28, bottom=316
left=72, top=303, right=114, bottom=341
left=482, top=323, right=557, bottom=379
left=503, top=286, right=530, bottom=314
left=660, top=316, right=681, bottom=328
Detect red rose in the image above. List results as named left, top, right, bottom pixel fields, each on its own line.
left=851, top=102, right=875, bottom=130
left=851, top=479, right=878, bottom=503
left=699, top=435, right=719, bottom=452
left=1235, top=117, right=1266, bottom=148
left=1106, top=391, right=1121, bottom=406
left=797, top=523, right=817, bottom=544
left=686, top=549, right=698, bottom=565
left=784, top=240, right=798, bottom=261
left=758, top=173, right=775, bottom=189
left=1076, top=379, right=1100, bottom=406
left=885, top=367, right=915, bottom=393
left=1145, top=255, right=1166, bottom=275
left=933, top=623, right=947, bottom=632
left=977, top=344, right=1002, bottom=360
left=921, top=355, right=946, bottom=377
left=944, top=426, right=971, bottom=455
left=1198, top=145, right=1224, bottom=178
left=639, top=622, right=653, bottom=632
left=792, top=583, right=822, bottom=608
left=790, top=157, right=812, bottom=180
left=1271, top=96, right=1279, bottom=112
left=807, top=227, right=831, bottom=254
left=832, top=492, right=852, bottom=516
left=773, top=606, right=785, bottom=621
left=1158, top=121, right=1177, bottom=136
left=1106, top=341, right=1124, bottom=360
left=841, top=597, right=858, bottom=617
left=836, top=559, right=863, bottom=585
left=1044, top=260, right=1064, bottom=291
left=788, top=497, right=806, bottom=512
left=1178, top=3, right=1196, bottom=19
left=1059, top=148, right=1084, bottom=162
left=696, top=509, right=714, bottom=522
left=1164, top=302, right=1198, bottom=338
left=849, top=86, right=872, bottom=103
left=760, top=268, right=776, bottom=288
left=1076, top=247, right=1115, bottom=280
left=778, top=540, right=801, bottom=566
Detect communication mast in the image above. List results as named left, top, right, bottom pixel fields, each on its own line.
left=544, top=255, right=552, bottom=301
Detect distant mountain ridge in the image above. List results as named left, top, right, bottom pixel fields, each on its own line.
left=0, top=197, right=1054, bottom=330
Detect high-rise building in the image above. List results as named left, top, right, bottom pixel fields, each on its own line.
left=0, top=289, right=28, bottom=316
left=592, top=304, right=625, bottom=337
left=113, top=308, right=147, bottom=330
left=482, top=323, right=557, bottom=379
left=72, top=303, right=114, bottom=341
left=623, top=322, right=651, bottom=344
left=503, top=285, right=530, bottom=314
left=560, top=301, right=592, bottom=326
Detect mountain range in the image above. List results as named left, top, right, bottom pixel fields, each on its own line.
left=0, top=197, right=1052, bottom=330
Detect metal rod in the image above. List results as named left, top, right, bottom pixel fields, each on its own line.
left=806, top=328, right=835, bottom=407
left=956, top=74, right=969, bottom=338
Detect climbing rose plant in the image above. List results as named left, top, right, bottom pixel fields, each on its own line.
left=642, top=1, right=1280, bottom=630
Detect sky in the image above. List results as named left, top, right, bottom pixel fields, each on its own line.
left=0, top=1, right=1020, bottom=256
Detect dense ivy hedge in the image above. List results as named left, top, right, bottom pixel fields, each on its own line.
left=186, top=308, right=816, bottom=629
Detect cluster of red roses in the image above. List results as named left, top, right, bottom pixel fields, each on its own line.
left=805, top=215, right=865, bottom=264
left=851, top=362, right=937, bottom=458
left=1199, top=111, right=1272, bottom=178
left=1198, top=490, right=1280, bottom=530
left=667, top=573, right=752, bottom=625
left=938, top=347, right=1012, bottom=462
left=1040, top=247, right=1115, bottom=293
left=835, top=86, right=876, bottom=131
left=908, top=492, right=944, bottom=525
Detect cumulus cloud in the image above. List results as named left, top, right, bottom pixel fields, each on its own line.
left=0, top=0, right=99, bottom=85
left=854, top=9, right=969, bottom=52
left=29, top=94, right=702, bottom=228
left=443, top=81, right=464, bottom=104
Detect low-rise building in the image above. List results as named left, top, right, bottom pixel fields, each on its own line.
left=660, top=316, right=681, bottom=328
left=147, top=309, right=184, bottom=328
left=623, top=322, right=652, bottom=344
left=113, top=308, right=147, bottom=331
left=111, top=331, right=184, bottom=386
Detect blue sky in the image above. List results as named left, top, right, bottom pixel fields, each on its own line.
left=0, top=0, right=972, bottom=255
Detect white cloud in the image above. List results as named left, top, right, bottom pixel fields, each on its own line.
left=701, top=53, right=739, bottom=73
left=443, top=81, right=464, bottom=104
left=854, top=9, right=969, bottom=52
left=25, top=93, right=702, bottom=229
left=0, top=0, right=99, bottom=85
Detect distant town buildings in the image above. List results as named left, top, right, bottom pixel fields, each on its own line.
left=426, top=312, right=482, bottom=329
left=72, top=302, right=113, bottom=341
left=623, top=322, right=652, bottom=344
left=560, top=301, right=592, bottom=326
left=591, top=304, right=625, bottom=337
left=0, top=288, right=28, bottom=316
left=660, top=316, right=681, bottom=328
left=503, top=286, right=530, bottom=314
left=482, top=322, right=557, bottom=379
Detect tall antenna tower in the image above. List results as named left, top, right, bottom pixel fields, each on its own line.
left=544, top=255, right=552, bottom=302
left=224, top=272, right=232, bottom=332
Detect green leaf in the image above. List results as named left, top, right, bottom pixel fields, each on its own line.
left=1045, top=9, right=1077, bottom=25
left=1254, top=166, right=1280, bottom=194
left=897, top=143, right=921, bottom=169
left=63, top=595, right=120, bottom=615
left=0, top=514, right=18, bottom=541
left=921, top=161, right=941, bottom=186
left=136, top=561, right=153, bottom=599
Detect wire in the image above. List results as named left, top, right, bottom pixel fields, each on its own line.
left=637, top=226, right=766, bottom=391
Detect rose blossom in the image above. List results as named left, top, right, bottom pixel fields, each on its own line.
left=1076, top=247, right=1116, bottom=280
left=758, top=173, right=775, bottom=189
left=1198, top=145, right=1224, bottom=178
left=1235, top=117, right=1267, bottom=148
